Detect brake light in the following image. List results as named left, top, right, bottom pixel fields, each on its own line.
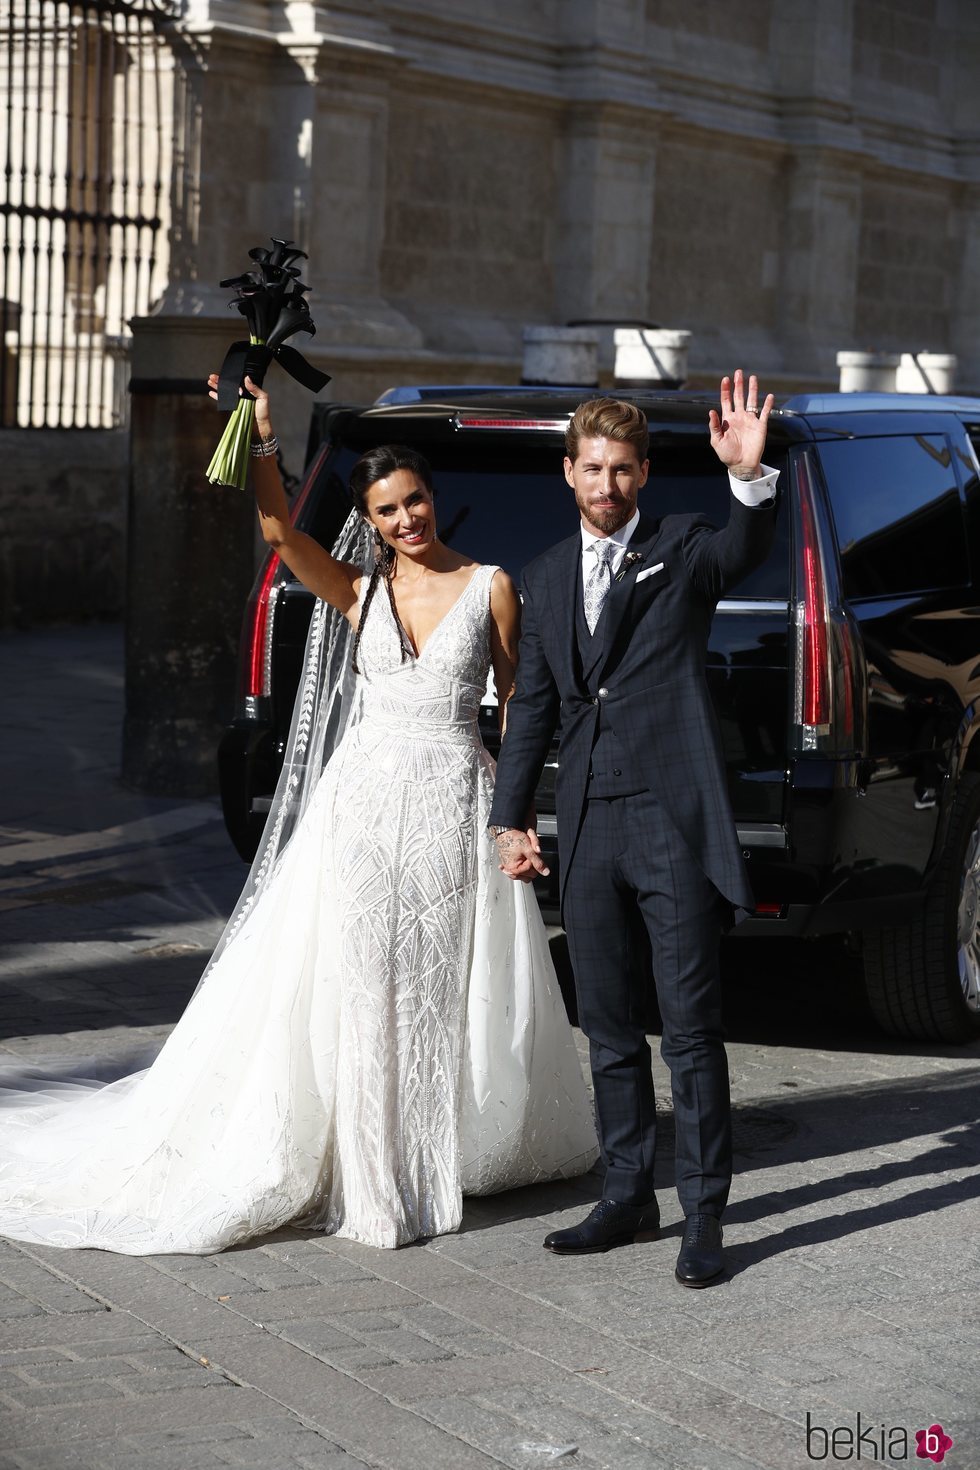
left=792, top=453, right=866, bottom=755
left=240, top=447, right=330, bottom=704
left=453, top=414, right=570, bottom=431
left=798, top=479, right=830, bottom=729
left=245, top=552, right=281, bottom=699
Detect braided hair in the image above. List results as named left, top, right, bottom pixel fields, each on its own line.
left=349, top=445, right=435, bottom=675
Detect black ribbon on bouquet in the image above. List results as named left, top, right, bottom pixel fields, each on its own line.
left=215, top=340, right=331, bottom=411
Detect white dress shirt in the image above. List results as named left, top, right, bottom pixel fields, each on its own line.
left=579, top=464, right=780, bottom=588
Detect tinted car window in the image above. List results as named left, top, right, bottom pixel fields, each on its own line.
left=308, top=437, right=789, bottom=597
left=818, top=434, right=969, bottom=599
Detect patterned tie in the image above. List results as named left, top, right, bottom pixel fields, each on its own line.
left=584, top=539, right=617, bottom=635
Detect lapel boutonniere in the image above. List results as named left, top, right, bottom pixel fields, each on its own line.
left=614, top=550, right=644, bottom=583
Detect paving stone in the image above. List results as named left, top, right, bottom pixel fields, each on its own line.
left=215, top=1255, right=324, bottom=1291
left=3, top=1388, right=283, bottom=1451
left=0, top=1317, right=157, bottom=1353
left=275, top=1321, right=364, bottom=1356
left=359, top=1348, right=565, bottom=1403
left=3, top=1374, right=136, bottom=1409
left=12, top=1355, right=145, bottom=1384
left=233, top=1281, right=423, bottom=1324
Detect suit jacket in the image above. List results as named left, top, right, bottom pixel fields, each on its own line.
left=488, top=493, right=777, bottom=914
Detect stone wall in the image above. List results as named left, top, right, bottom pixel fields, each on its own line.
left=381, top=87, right=561, bottom=355
left=0, top=429, right=128, bottom=629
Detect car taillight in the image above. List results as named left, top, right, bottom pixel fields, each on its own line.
left=244, top=552, right=281, bottom=700
left=792, top=452, right=865, bottom=755
left=239, top=445, right=330, bottom=708
left=797, top=472, right=831, bottom=733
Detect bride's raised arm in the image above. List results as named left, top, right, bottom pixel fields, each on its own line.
left=206, top=372, right=362, bottom=621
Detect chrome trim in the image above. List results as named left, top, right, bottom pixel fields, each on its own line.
left=737, top=824, right=788, bottom=849
left=717, top=598, right=790, bottom=614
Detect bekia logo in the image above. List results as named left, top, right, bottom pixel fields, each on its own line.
left=916, top=1425, right=955, bottom=1464
left=806, top=1413, right=954, bottom=1462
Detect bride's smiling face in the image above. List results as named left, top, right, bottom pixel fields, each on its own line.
left=364, top=469, right=437, bottom=556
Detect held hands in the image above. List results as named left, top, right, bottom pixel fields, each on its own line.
left=206, top=373, right=274, bottom=439
left=494, top=827, right=549, bottom=884
left=708, top=370, right=774, bottom=479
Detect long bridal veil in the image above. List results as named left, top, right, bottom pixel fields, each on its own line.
left=194, top=510, right=372, bottom=993
left=0, top=510, right=372, bottom=1098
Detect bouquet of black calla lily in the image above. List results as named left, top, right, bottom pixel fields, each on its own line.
left=206, top=238, right=331, bottom=490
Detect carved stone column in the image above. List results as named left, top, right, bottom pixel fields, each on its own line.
left=952, top=178, right=980, bottom=391
left=554, top=105, right=659, bottom=326
left=779, top=149, right=863, bottom=375
left=772, top=0, right=864, bottom=376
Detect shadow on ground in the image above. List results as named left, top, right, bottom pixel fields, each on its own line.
left=458, top=1065, right=980, bottom=1243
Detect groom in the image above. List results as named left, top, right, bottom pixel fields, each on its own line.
left=489, top=370, right=778, bottom=1286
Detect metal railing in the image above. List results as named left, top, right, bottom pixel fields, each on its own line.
left=0, top=0, right=179, bottom=427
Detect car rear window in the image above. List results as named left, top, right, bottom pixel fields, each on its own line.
left=306, top=436, right=790, bottom=598
left=817, top=434, right=970, bottom=599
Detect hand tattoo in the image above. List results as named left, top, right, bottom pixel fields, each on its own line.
left=494, top=830, right=527, bottom=862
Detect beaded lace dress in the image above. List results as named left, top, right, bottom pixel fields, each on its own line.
left=0, top=562, right=598, bottom=1253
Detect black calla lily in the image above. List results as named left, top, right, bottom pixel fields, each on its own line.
left=207, top=236, right=330, bottom=489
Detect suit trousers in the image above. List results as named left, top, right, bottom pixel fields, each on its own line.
left=563, top=790, right=732, bottom=1216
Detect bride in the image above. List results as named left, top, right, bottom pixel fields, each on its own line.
left=0, top=374, right=598, bottom=1254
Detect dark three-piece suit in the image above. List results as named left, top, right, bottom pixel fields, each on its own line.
left=489, top=491, right=777, bottom=1216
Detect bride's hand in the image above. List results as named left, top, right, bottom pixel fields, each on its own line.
left=206, top=372, right=274, bottom=438
left=243, top=375, right=273, bottom=438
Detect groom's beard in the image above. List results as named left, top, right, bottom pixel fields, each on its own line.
left=576, top=491, right=638, bottom=536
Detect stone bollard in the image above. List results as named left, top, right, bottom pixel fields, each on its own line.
left=836, top=350, right=900, bottom=392
left=895, top=352, right=957, bottom=395
left=613, top=328, right=691, bottom=389
left=521, top=326, right=599, bottom=387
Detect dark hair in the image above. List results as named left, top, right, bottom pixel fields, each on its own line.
left=349, top=445, right=435, bottom=675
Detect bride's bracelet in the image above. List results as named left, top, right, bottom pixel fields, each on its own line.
left=250, top=433, right=279, bottom=459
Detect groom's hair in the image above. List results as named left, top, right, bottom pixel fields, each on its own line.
left=565, top=397, right=649, bottom=465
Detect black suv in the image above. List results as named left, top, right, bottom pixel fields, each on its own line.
left=219, top=386, right=980, bottom=1044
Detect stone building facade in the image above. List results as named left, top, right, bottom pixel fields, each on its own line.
left=162, top=0, right=980, bottom=399
left=3, top=0, right=979, bottom=637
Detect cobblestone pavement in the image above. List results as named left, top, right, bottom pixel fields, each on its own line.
left=0, top=624, right=978, bottom=1470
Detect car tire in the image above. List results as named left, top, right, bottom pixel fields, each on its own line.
left=863, top=774, right=980, bottom=1043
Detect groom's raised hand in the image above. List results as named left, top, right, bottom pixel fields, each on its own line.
left=708, top=369, right=774, bottom=479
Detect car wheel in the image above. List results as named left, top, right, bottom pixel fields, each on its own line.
left=863, top=774, right=980, bottom=1043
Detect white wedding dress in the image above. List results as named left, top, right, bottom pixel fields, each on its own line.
left=0, top=562, right=598, bottom=1253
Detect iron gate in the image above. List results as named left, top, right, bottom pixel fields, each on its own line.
left=1, top=0, right=179, bottom=428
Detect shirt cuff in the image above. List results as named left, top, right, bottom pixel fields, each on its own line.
left=728, top=463, right=780, bottom=506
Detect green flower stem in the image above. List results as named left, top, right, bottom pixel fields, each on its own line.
left=205, top=335, right=265, bottom=489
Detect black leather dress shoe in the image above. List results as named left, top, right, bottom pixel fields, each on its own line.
left=674, top=1213, right=724, bottom=1287
left=543, top=1197, right=661, bottom=1254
